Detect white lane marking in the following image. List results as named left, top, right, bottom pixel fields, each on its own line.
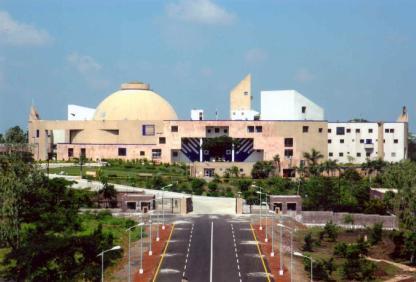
left=210, top=221, right=214, bottom=282
left=183, top=225, right=194, bottom=277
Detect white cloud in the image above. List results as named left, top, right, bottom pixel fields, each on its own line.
left=67, top=52, right=108, bottom=90
left=295, top=68, right=315, bottom=83
left=166, top=0, right=235, bottom=25
left=67, top=52, right=102, bottom=75
left=244, top=48, right=268, bottom=64
left=0, top=10, right=52, bottom=46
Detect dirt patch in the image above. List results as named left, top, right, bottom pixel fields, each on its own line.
left=253, top=224, right=290, bottom=282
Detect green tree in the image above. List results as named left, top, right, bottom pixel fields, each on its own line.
left=303, top=232, right=314, bottom=252
left=303, top=148, right=324, bottom=176
left=343, top=214, right=354, bottom=231
left=368, top=223, right=383, bottom=245
left=323, top=221, right=338, bottom=242
left=4, top=126, right=27, bottom=144
left=251, top=161, right=274, bottom=179
left=191, top=178, right=206, bottom=195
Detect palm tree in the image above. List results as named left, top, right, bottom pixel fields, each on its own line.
left=322, top=159, right=338, bottom=176
left=303, top=148, right=324, bottom=176
left=273, top=154, right=281, bottom=175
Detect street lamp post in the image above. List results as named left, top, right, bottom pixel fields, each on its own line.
left=252, top=185, right=264, bottom=230
left=278, top=223, right=295, bottom=282
left=149, top=214, right=153, bottom=256
left=268, top=211, right=275, bottom=257
left=161, top=184, right=173, bottom=230
left=262, top=201, right=268, bottom=242
left=126, top=224, right=141, bottom=282
left=98, top=245, right=121, bottom=282
left=279, top=221, right=283, bottom=275
left=139, top=222, right=145, bottom=274
left=294, top=251, right=313, bottom=282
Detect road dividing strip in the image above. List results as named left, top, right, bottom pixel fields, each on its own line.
left=210, top=221, right=214, bottom=282
left=152, top=224, right=176, bottom=282
left=250, top=223, right=271, bottom=282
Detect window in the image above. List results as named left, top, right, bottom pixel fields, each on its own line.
left=391, top=152, right=396, bottom=157
left=36, top=129, right=40, bottom=138
left=339, top=152, right=344, bottom=157
left=329, top=152, right=333, bottom=157
left=302, top=126, right=309, bottom=133
left=215, top=128, right=220, bottom=133
left=140, top=151, right=145, bottom=156
left=340, top=139, right=344, bottom=143
left=346, top=128, right=351, bottom=133
left=284, top=149, right=293, bottom=158
left=244, top=91, right=248, bottom=96
left=171, top=125, right=178, bottom=132
left=366, top=152, right=371, bottom=157
left=368, top=128, right=373, bottom=133
left=207, top=129, right=211, bottom=133
left=328, top=128, right=332, bottom=133
left=172, top=151, right=179, bottom=157
left=390, top=129, right=394, bottom=133
left=284, top=138, right=293, bottom=147
left=247, top=126, right=254, bottom=133
left=356, top=128, right=360, bottom=133
left=68, top=148, right=74, bottom=158
left=394, top=139, right=398, bottom=144
left=80, top=148, right=86, bottom=158
left=318, top=128, right=323, bottom=133
left=152, top=149, right=162, bottom=159
left=118, top=148, right=127, bottom=156
left=301, top=106, right=306, bottom=114
left=357, top=152, right=361, bottom=157
left=360, top=139, right=364, bottom=143
left=366, top=139, right=372, bottom=144
left=142, top=124, right=155, bottom=136
left=328, top=139, right=332, bottom=144
left=336, top=127, right=345, bottom=135
left=159, top=137, right=166, bottom=144
left=224, top=129, right=228, bottom=134
left=385, top=129, right=389, bottom=133
left=255, top=126, right=263, bottom=132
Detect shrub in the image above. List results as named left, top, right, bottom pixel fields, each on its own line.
left=303, top=232, right=314, bottom=252
left=368, top=222, right=383, bottom=246
left=333, top=242, right=348, bottom=257
left=323, top=221, right=338, bottom=242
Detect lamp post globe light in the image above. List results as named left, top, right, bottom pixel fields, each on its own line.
left=278, top=223, right=295, bottom=282
left=98, top=245, right=121, bottom=282
left=148, top=217, right=153, bottom=256
left=126, top=224, right=141, bottom=282
left=294, top=251, right=313, bottom=282
left=161, top=184, right=173, bottom=230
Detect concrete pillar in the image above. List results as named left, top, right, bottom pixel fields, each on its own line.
left=199, top=138, right=203, bottom=162
left=235, top=197, right=244, bottom=214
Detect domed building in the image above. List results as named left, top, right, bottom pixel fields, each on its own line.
left=93, top=82, right=177, bottom=121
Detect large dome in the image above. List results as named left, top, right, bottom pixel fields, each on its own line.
left=93, top=82, right=178, bottom=121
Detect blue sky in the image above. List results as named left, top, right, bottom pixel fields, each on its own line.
left=0, top=0, right=415, bottom=132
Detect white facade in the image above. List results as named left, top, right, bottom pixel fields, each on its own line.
left=191, top=109, right=204, bottom=120
left=67, top=104, right=95, bottom=121
left=231, top=109, right=259, bottom=121
left=260, top=90, right=324, bottom=121
left=383, top=122, right=407, bottom=162
left=328, top=122, right=407, bottom=164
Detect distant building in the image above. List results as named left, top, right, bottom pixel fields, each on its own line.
left=260, top=90, right=324, bottom=121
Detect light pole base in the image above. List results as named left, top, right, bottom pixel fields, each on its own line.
left=279, top=269, right=284, bottom=276
left=265, top=238, right=268, bottom=242
left=271, top=252, right=275, bottom=257
left=162, top=225, right=165, bottom=230
left=156, top=237, right=160, bottom=242
left=149, top=251, right=153, bottom=256
left=259, top=226, right=263, bottom=230
left=139, top=269, right=143, bottom=274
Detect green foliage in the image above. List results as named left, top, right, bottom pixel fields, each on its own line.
left=303, top=148, right=324, bottom=176
left=323, top=221, right=339, bottom=242
left=303, top=232, right=314, bottom=252
left=390, top=230, right=416, bottom=264
left=303, top=257, right=336, bottom=281
left=191, top=178, right=206, bottom=195
left=208, top=182, right=218, bottom=192
left=333, top=242, right=348, bottom=257
left=236, top=179, right=252, bottom=192
left=368, top=223, right=383, bottom=245
left=3, top=126, right=27, bottom=144
left=251, top=161, right=274, bottom=179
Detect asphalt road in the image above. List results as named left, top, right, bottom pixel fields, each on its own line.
left=156, top=215, right=271, bottom=282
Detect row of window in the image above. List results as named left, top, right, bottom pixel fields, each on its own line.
left=328, top=138, right=398, bottom=144
left=207, top=128, right=228, bottom=134
left=329, top=152, right=397, bottom=158
left=67, top=148, right=163, bottom=158
left=330, top=127, right=374, bottom=135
